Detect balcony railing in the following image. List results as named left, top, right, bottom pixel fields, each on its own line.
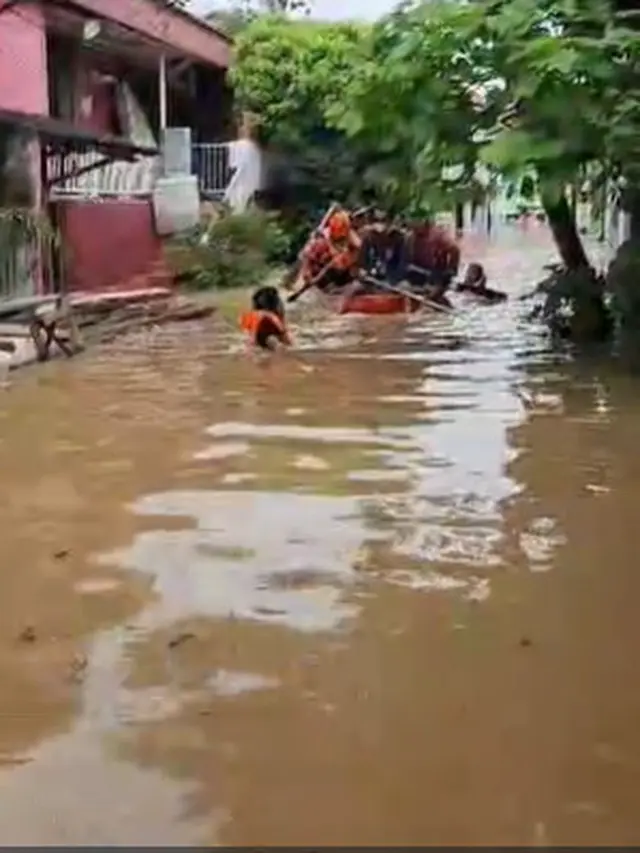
left=47, top=151, right=160, bottom=199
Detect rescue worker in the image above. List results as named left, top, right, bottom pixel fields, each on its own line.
left=296, top=210, right=362, bottom=295
left=240, top=285, right=291, bottom=351
left=405, top=218, right=460, bottom=303
left=358, top=210, right=409, bottom=287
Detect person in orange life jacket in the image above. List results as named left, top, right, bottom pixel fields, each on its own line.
left=300, top=211, right=362, bottom=293
left=239, top=285, right=292, bottom=351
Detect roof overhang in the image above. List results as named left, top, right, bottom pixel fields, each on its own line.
left=0, top=108, right=159, bottom=159
left=45, top=0, right=231, bottom=69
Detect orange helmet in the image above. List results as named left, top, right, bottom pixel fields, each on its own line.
left=327, top=211, right=351, bottom=240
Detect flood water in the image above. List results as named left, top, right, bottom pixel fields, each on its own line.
left=1, top=226, right=640, bottom=845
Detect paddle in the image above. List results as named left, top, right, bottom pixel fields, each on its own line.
left=286, top=259, right=334, bottom=304
left=360, top=275, right=455, bottom=315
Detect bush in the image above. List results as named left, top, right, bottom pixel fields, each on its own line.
left=165, top=208, right=291, bottom=290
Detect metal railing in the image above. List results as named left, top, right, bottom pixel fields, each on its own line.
left=192, top=142, right=230, bottom=199
left=47, top=151, right=160, bottom=198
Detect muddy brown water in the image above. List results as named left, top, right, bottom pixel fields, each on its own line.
left=1, top=227, right=639, bottom=845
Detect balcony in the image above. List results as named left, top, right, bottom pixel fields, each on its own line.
left=47, top=149, right=160, bottom=198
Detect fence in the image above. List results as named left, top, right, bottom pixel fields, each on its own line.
left=47, top=151, right=160, bottom=198
left=46, top=144, right=233, bottom=201
left=191, top=142, right=230, bottom=199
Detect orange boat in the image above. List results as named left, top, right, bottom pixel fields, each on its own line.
left=330, top=291, right=422, bottom=316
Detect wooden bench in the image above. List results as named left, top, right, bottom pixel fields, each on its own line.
left=0, top=294, right=82, bottom=362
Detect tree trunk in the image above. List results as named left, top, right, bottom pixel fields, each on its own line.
left=541, top=192, right=591, bottom=270
left=454, top=203, right=464, bottom=234
left=626, top=189, right=640, bottom=242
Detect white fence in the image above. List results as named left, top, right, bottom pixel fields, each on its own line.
left=45, top=144, right=236, bottom=202
left=47, top=151, right=160, bottom=198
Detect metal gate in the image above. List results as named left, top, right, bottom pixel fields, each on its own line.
left=192, top=143, right=230, bottom=199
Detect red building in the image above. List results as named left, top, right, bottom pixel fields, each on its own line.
left=0, top=0, right=231, bottom=298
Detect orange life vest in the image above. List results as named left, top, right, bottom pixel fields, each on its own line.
left=239, top=310, right=291, bottom=347
left=303, top=231, right=361, bottom=281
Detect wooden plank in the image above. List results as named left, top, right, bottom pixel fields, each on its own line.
left=0, top=295, right=59, bottom=314
left=70, top=288, right=172, bottom=308
left=0, top=323, right=34, bottom=337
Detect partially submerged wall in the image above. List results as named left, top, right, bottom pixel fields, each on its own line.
left=58, top=198, right=170, bottom=293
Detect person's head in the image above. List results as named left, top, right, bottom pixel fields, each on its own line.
left=252, top=285, right=285, bottom=320
left=327, top=210, right=351, bottom=242
left=463, top=262, right=487, bottom=288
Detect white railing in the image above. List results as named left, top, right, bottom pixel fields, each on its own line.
left=192, top=142, right=230, bottom=199
left=47, top=151, right=160, bottom=199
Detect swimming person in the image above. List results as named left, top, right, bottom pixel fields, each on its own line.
left=240, top=286, right=292, bottom=351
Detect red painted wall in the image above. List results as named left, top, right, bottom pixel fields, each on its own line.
left=58, top=199, right=169, bottom=292
left=0, top=1, right=48, bottom=114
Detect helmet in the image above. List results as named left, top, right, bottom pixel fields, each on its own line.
left=328, top=211, right=351, bottom=240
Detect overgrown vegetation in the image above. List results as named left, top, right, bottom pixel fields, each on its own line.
left=0, top=125, right=59, bottom=298
left=165, top=208, right=290, bottom=290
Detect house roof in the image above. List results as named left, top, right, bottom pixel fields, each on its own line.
left=50, top=0, right=232, bottom=68
left=0, top=109, right=159, bottom=159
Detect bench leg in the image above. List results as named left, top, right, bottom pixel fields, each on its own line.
left=29, top=316, right=82, bottom=361
left=29, top=319, right=50, bottom=361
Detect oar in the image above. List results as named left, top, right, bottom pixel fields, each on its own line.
left=286, top=260, right=334, bottom=304
left=360, top=275, right=455, bottom=315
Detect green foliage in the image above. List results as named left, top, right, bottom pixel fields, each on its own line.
left=165, top=208, right=288, bottom=291
left=231, top=17, right=368, bottom=149
left=474, top=0, right=640, bottom=194
left=329, top=1, right=502, bottom=210
left=319, top=0, right=639, bottom=216
left=230, top=16, right=374, bottom=228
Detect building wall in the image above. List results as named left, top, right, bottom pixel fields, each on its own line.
left=0, top=2, right=49, bottom=299
left=0, top=1, right=49, bottom=205
left=0, top=1, right=48, bottom=114
left=58, top=198, right=170, bottom=293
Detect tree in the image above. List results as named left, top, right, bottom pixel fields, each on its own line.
left=328, top=1, right=502, bottom=215
left=205, top=0, right=312, bottom=30
left=230, top=16, right=371, bottom=239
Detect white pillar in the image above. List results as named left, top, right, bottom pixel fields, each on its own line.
left=159, top=54, right=168, bottom=131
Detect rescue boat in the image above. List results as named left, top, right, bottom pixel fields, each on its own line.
left=329, top=291, right=423, bottom=316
